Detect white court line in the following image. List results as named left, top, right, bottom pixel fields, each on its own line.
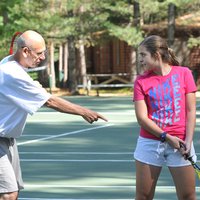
left=31, top=111, right=134, bottom=115
left=20, top=158, right=200, bottom=162
left=21, top=134, right=53, bottom=137
left=26, top=112, right=135, bottom=122
left=21, top=159, right=133, bottom=162
left=24, top=185, right=133, bottom=188
left=17, top=124, right=114, bottom=146
left=18, top=198, right=196, bottom=200
left=19, top=199, right=133, bottom=200
left=19, top=152, right=133, bottom=155
left=20, top=185, right=200, bottom=189
left=19, top=152, right=200, bottom=157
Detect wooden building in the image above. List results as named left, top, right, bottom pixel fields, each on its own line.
left=86, top=39, right=132, bottom=74
left=84, top=12, right=200, bottom=87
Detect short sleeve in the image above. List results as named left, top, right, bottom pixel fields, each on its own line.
left=133, top=77, right=145, bottom=101
left=0, top=63, right=51, bottom=115
left=184, top=68, right=197, bottom=94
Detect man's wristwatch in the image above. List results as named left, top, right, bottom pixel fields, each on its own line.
left=160, top=132, right=167, bottom=143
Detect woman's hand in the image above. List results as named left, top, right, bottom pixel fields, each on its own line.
left=166, top=134, right=191, bottom=159
left=179, top=141, right=192, bottom=160
left=166, top=134, right=184, bottom=149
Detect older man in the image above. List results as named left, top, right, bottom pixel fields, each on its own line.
left=0, top=30, right=107, bottom=200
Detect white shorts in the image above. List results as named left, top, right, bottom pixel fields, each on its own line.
left=0, top=137, right=24, bottom=193
left=134, top=136, right=197, bottom=167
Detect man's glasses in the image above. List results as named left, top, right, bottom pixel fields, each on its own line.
left=22, top=46, right=47, bottom=58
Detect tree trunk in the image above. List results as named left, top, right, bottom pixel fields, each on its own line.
left=58, top=44, right=63, bottom=86
left=49, top=41, right=56, bottom=90
left=133, top=1, right=140, bottom=27
left=2, top=10, right=9, bottom=25
left=168, top=3, right=176, bottom=47
left=77, top=40, right=87, bottom=88
left=76, top=5, right=87, bottom=89
left=129, top=46, right=137, bottom=82
left=67, top=37, right=78, bottom=94
left=63, top=42, right=68, bottom=88
left=129, top=0, right=140, bottom=80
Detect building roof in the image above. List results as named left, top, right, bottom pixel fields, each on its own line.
left=142, top=12, right=200, bottom=38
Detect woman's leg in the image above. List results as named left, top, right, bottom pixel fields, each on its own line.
left=135, top=160, right=162, bottom=200
left=169, top=165, right=196, bottom=200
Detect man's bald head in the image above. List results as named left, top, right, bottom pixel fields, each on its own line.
left=17, top=30, right=45, bottom=51
left=14, top=30, right=47, bottom=68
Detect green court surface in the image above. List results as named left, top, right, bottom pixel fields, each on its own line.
left=17, top=96, right=200, bottom=200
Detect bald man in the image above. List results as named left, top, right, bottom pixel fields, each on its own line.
left=0, top=30, right=107, bottom=200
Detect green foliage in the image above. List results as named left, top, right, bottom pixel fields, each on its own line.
left=105, top=22, right=143, bottom=46
left=28, top=72, right=38, bottom=80
left=0, top=16, right=2, bottom=26
left=187, top=37, right=200, bottom=48
left=0, top=0, right=199, bottom=59
left=136, top=0, right=200, bottom=24
left=70, top=0, right=135, bottom=47
left=7, top=0, right=72, bottom=38
left=0, top=0, right=141, bottom=59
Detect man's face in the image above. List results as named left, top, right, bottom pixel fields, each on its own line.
left=23, top=41, right=47, bottom=68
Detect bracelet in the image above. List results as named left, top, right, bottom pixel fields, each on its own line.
left=160, top=132, right=167, bottom=143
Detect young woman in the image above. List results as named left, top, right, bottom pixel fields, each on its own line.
left=133, top=35, right=197, bottom=200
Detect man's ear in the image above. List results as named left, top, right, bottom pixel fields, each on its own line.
left=22, top=47, right=29, bottom=58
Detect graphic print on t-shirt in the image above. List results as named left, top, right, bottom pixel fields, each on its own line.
left=148, top=74, right=181, bottom=128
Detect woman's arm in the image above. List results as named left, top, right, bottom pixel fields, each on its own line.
left=135, top=100, right=163, bottom=137
left=184, top=92, right=196, bottom=154
left=135, top=99, right=184, bottom=149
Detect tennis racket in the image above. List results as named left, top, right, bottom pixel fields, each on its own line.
left=180, top=142, right=200, bottom=179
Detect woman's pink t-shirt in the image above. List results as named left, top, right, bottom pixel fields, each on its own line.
left=133, top=66, right=197, bottom=140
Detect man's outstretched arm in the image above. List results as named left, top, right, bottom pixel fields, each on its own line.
left=45, top=95, right=108, bottom=124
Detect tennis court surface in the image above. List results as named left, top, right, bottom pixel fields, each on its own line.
left=17, top=95, right=200, bottom=200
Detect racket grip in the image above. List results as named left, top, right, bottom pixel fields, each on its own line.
left=179, top=142, right=185, bottom=149
left=179, top=142, right=190, bottom=160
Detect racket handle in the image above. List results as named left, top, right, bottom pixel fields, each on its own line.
left=179, top=142, right=190, bottom=160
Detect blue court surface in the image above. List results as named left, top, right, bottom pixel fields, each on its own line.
left=17, top=95, right=200, bottom=200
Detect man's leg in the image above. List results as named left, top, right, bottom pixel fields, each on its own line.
left=0, top=191, right=18, bottom=200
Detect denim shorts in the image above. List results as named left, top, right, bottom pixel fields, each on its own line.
left=134, top=136, right=197, bottom=167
